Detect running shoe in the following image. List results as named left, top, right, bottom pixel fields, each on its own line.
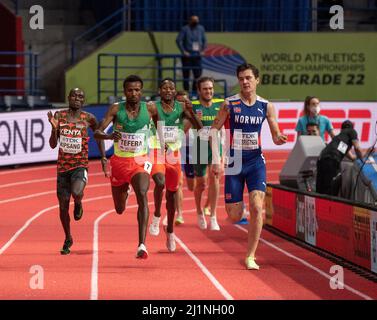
left=166, top=232, right=176, bottom=252
left=203, top=206, right=211, bottom=216
left=149, top=216, right=160, bottom=236
left=60, top=237, right=73, bottom=255
left=235, top=218, right=249, bottom=225
left=209, top=216, right=220, bottom=231
left=197, top=214, right=207, bottom=230
left=136, top=244, right=148, bottom=259
left=175, top=214, right=184, bottom=225
left=73, top=202, right=83, bottom=221
left=245, top=256, right=259, bottom=270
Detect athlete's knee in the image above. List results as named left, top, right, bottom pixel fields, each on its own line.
left=71, top=189, right=83, bottom=201
left=225, top=203, right=243, bottom=222
left=115, top=204, right=125, bottom=214
left=153, top=174, right=165, bottom=190
left=195, top=179, right=206, bottom=192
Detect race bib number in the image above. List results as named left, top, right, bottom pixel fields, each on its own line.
left=60, top=135, right=82, bottom=154
left=144, top=161, right=152, bottom=174
left=232, top=131, right=259, bottom=151
left=337, top=141, right=348, bottom=154
left=118, top=132, right=145, bottom=153
left=198, top=126, right=211, bottom=141
left=163, top=126, right=178, bottom=143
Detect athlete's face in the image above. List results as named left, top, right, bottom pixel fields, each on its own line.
left=237, top=69, right=259, bottom=95
left=198, top=81, right=214, bottom=102
left=68, top=88, right=85, bottom=110
left=124, top=81, right=142, bottom=104
left=159, top=81, right=176, bottom=103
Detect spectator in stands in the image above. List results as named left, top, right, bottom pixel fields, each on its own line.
left=306, top=122, right=320, bottom=136
left=176, top=15, right=207, bottom=96
left=295, top=96, right=335, bottom=141
left=316, top=120, right=372, bottom=196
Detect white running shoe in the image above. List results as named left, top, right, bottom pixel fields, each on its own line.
left=245, top=256, right=259, bottom=270
left=197, top=214, right=207, bottom=230
left=166, top=232, right=176, bottom=252
left=136, top=243, right=148, bottom=259
left=209, top=216, right=220, bottom=231
left=149, top=216, right=160, bottom=236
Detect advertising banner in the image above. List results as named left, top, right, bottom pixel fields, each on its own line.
left=352, top=206, right=371, bottom=269
left=269, top=186, right=376, bottom=273
left=0, top=109, right=58, bottom=166
left=371, top=210, right=377, bottom=273
left=270, top=188, right=296, bottom=237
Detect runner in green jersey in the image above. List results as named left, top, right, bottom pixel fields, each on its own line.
left=191, top=77, right=225, bottom=231
left=147, top=78, right=202, bottom=252
left=95, top=75, right=160, bottom=259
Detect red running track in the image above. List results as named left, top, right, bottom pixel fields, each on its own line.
left=0, top=152, right=376, bottom=300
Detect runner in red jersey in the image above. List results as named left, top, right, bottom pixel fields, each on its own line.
left=48, top=88, right=107, bottom=255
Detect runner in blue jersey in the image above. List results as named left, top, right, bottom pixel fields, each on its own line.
left=210, top=63, right=287, bottom=270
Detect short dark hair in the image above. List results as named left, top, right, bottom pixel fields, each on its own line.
left=197, top=76, right=215, bottom=90
left=341, top=120, right=354, bottom=130
left=236, top=63, right=259, bottom=78
left=306, top=122, right=319, bottom=129
left=176, top=90, right=188, bottom=97
left=123, top=75, right=143, bottom=90
left=159, top=77, right=175, bottom=88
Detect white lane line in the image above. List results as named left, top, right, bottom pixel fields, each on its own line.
left=0, top=172, right=105, bottom=189
left=0, top=160, right=104, bottom=176
left=234, top=225, right=373, bottom=301
left=174, top=235, right=234, bottom=300
left=0, top=183, right=110, bottom=205
left=0, top=182, right=228, bottom=205
left=90, top=196, right=229, bottom=300
left=91, top=209, right=114, bottom=300
left=0, top=165, right=56, bottom=175
left=0, top=195, right=112, bottom=255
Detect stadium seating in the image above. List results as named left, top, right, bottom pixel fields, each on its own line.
left=4, top=95, right=29, bottom=111
left=27, top=95, right=52, bottom=109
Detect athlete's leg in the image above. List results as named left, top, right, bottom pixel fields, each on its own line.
left=175, top=172, right=184, bottom=225
left=131, top=172, right=150, bottom=246
left=224, top=169, right=245, bottom=222
left=208, top=165, right=220, bottom=217
left=71, top=168, right=88, bottom=221
left=246, top=191, right=265, bottom=259
left=57, top=172, right=73, bottom=254
left=225, top=202, right=244, bottom=222
left=111, top=183, right=130, bottom=214
left=152, top=172, right=165, bottom=218
left=165, top=190, right=176, bottom=234
left=243, top=157, right=266, bottom=269
left=194, top=175, right=206, bottom=215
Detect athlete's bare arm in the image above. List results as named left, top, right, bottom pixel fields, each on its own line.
left=266, top=102, right=287, bottom=145
left=211, top=101, right=229, bottom=130
left=147, top=101, right=159, bottom=128
left=48, top=111, right=60, bottom=148
left=210, top=102, right=230, bottom=176
left=88, top=112, right=108, bottom=177
left=94, top=103, right=121, bottom=141
left=182, top=100, right=203, bottom=130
